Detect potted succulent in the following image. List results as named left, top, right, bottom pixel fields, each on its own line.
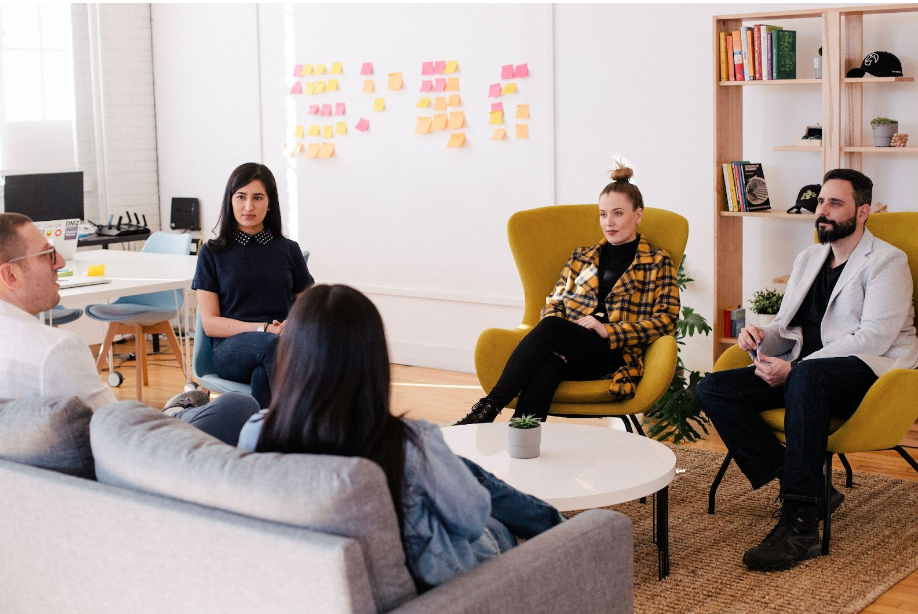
left=749, top=288, right=784, bottom=326
left=507, top=414, right=542, bottom=459
left=871, top=117, right=899, bottom=147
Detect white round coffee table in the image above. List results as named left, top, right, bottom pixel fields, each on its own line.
left=442, top=422, right=676, bottom=578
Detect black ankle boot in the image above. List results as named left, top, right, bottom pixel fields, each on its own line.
left=455, top=398, right=502, bottom=425
left=743, top=501, right=820, bottom=572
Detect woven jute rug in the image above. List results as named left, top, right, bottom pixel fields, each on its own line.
left=582, top=446, right=918, bottom=614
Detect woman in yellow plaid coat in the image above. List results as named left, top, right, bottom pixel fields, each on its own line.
left=458, top=164, right=681, bottom=424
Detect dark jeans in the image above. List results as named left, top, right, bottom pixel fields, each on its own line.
left=488, top=316, right=625, bottom=421
left=172, top=392, right=260, bottom=445
left=696, top=356, right=878, bottom=504
left=213, top=332, right=279, bottom=408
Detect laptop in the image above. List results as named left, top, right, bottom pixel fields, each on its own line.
left=57, top=275, right=112, bottom=289
left=33, top=219, right=80, bottom=261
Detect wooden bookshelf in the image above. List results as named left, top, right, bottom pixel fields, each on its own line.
left=842, top=147, right=918, bottom=153
left=719, top=79, right=822, bottom=86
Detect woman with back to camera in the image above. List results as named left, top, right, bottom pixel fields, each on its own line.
left=457, top=162, right=681, bottom=424
left=193, top=163, right=313, bottom=408
left=237, top=284, right=565, bottom=589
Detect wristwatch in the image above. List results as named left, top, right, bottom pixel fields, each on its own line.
left=256, top=322, right=269, bottom=332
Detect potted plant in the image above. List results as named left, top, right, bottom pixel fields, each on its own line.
left=748, top=288, right=784, bottom=326
left=508, top=414, right=541, bottom=459
left=871, top=117, right=899, bottom=147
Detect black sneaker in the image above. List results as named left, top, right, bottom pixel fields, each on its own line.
left=743, top=503, right=820, bottom=572
left=455, top=398, right=502, bottom=425
left=162, top=390, right=210, bottom=416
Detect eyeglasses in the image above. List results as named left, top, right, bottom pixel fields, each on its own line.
left=5, top=246, right=57, bottom=266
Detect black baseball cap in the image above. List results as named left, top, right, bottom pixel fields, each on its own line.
left=787, top=184, right=821, bottom=214
left=846, top=51, right=904, bottom=78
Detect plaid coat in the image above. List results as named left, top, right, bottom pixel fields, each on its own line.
left=540, top=236, right=681, bottom=399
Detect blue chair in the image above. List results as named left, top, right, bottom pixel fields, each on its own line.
left=86, top=232, right=193, bottom=401
left=39, top=306, right=84, bottom=326
left=192, top=311, right=253, bottom=396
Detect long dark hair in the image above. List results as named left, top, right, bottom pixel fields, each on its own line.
left=255, top=284, right=409, bottom=524
left=207, top=163, right=284, bottom=251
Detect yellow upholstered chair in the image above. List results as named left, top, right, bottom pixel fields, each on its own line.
left=474, top=204, right=688, bottom=432
left=707, top=212, right=918, bottom=555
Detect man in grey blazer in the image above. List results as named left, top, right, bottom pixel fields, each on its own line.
left=697, top=169, right=918, bottom=572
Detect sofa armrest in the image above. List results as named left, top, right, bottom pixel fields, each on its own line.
left=391, top=509, right=633, bottom=614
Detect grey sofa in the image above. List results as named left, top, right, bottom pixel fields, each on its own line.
left=0, top=397, right=634, bottom=614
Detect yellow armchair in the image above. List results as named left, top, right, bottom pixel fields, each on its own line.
left=708, top=212, right=918, bottom=555
left=474, top=204, right=689, bottom=431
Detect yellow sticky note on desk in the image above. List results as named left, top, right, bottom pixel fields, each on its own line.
left=87, top=264, right=105, bottom=277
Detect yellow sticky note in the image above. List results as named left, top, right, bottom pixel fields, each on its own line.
left=448, top=111, right=465, bottom=130
left=516, top=104, right=530, bottom=119
left=502, top=83, right=517, bottom=94
left=87, top=264, right=105, bottom=276
left=315, top=64, right=327, bottom=75
left=326, top=79, right=338, bottom=91
left=323, top=125, right=334, bottom=139
left=305, top=82, right=315, bottom=95
left=301, top=64, right=313, bottom=76
left=416, top=116, right=432, bottom=134
left=446, top=77, right=459, bottom=92
left=307, top=125, right=320, bottom=136
left=490, top=128, right=506, bottom=141
left=373, top=98, right=385, bottom=111
left=416, top=97, right=431, bottom=108
left=317, top=142, right=335, bottom=158
left=448, top=94, right=461, bottom=107
left=362, top=79, right=375, bottom=93
left=387, top=72, right=403, bottom=90
left=336, top=121, right=347, bottom=135
left=434, top=97, right=447, bottom=111
left=294, top=125, right=304, bottom=138
left=516, top=124, right=529, bottom=139
left=292, top=142, right=304, bottom=155
left=489, top=110, right=503, bottom=125
left=306, top=143, right=321, bottom=158
left=330, top=62, right=343, bottom=74
left=314, top=81, right=326, bottom=93
left=444, top=60, right=458, bottom=74
left=432, top=113, right=448, bottom=131
left=446, top=132, right=466, bottom=148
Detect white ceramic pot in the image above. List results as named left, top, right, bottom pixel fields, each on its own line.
left=508, top=424, right=541, bottom=459
left=756, top=313, right=777, bottom=326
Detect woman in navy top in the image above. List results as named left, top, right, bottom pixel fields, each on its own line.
left=193, top=163, right=313, bottom=407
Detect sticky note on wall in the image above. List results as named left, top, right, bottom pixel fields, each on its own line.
left=306, top=143, right=321, bottom=158
left=416, top=97, right=431, bottom=108
left=444, top=60, right=458, bottom=74
left=502, top=83, right=517, bottom=94
left=336, top=121, right=347, bottom=135
left=330, top=62, right=343, bottom=74
left=432, top=114, right=448, bottom=131
left=501, top=64, right=514, bottom=79
left=373, top=98, right=385, bottom=111
left=355, top=118, right=370, bottom=132
left=294, top=125, right=304, bottom=138
left=447, top=111, right=465, bottom=129
left=315, top=64, right=327, bottom=74
left=446, top=132, right=465, bottom=148
left=307, top=125, right=320, bottom=136
left=446, top=77, right=459, bottom=92
left=326, top=80, right=338, bottom=91
left=489, top=110, right=503, bottom=125
left=387, top=73, right=403, bottom=90
left=416, top=117, right=432, bottom=134
left=516, top=104, right=529, bottom=119
left=335, top=102, right=346, bottom=115
left=301, top=64, right=313, bottom=76
left=314, top=81, right=326, bottom=94
left=434, top=97, right=447, bottom=111
left=489, top=83, right=502, bottom=97
left=422, top=61, right=434, bottom=75
left=514, top=63, right=529, bottom=78
left=363, top=80, right=375, bottom=93
left=516, top=124, right=529, bottom=139
left=448, top=94, right=461, bottom=107
left=290, top=82, right=303, bottom=95
left=420, top=80, right=433, bottom=92
left=360, top=62, right=373, bottom=75
left=434, top=60, right=446, bottom=74
left=434, top=79, right=446, bottom=92
left=323, top=125, right=334, bottom=139
left=491, top=128, right=506, bottom=141
left=317, top=142, right=335, bottom=158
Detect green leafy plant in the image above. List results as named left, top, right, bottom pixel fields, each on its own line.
left=508, top=414, right=541, bottom=429
left=643, top=259, right=712, bottom=444
left=749, top=288, right=784, bottom=315
left=871, top=117, right=898, bottom=128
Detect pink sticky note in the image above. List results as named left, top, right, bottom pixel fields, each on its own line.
left=355, top=118, right=370, bottom=132
left=488, top=83, right=502, bottom=97
left=290, top=82, right=303, bottom=95
left=514, top=63, right=529, bottom=78
left=335, top=102, right=346, bottom=116
left=360, top=62, right=373, bottom=75
left=308, top=104, right=320, bottom=115
left=434, top=60, right=446, bottom=74
left=321, top=104, right=332, bottom=117
left=491, top=102, right=504, bottom=112
left=422, top=61, right=434, bottom=75
left=293, top=64, right=303, bottom=77
left=501, top=64, right=514, bottom=80
left=420, top=80, right=434, bottom=92
left=434, top=78, right=447, bottom=92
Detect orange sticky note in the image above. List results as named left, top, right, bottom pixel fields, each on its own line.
left=444, top=60, right=458, bottom=74
left=307, top=125, right=320, bottom=136
left=314, top=81, right=326, bottom=94
left=305, top=82, right=316, bottom=95
left=292, top=142, right=304, bottom=155
left=489, top=110, right=503, bottom=125
left=446, top=132, right=466, bottom=148
left=447, top=111, right=465, bottom=130
left=434, top=97, right=447, bottom=111
left=326, top=79, right=339, bottom=91
left=448, top=94, right=461, bottom=107
left=490, top=128, right=506, bottom=141
left=416, top=97, right=431, bottom=108
left=502, top=83, right=517, bottom=94
left=294, top=125, right=304, bottom=138
left=416, top=116, right=432, bottom=134
left=362, top=79, right=375, bottom=93
left=306, top=143, right=321, bottom=158
left=336, top=121, right=347, bottom=135
left=432, top=113, right=448, bottom=131
left=516, top=124, right=529, bottom=139
left=330, top=62, right=343, bottom=74
left=323, top=125, right=334, bottom=139
left=387, top=72, right=403, bottom=90
left=446, top=77, right=459, bottom=92
left=315, top=64, right=327, bottom=75
left=317, top=142, right=335, bottom=158
left=373, top=98, right=385, bottom=111
left=516, top=104, right=530, bottom=119
left=301, top=64, right=313, bottom=76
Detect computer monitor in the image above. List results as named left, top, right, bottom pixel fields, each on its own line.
left=2, top=171, right=84, bottom=222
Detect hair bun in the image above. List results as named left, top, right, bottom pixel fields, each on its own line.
left=609, top=163, right=634, bottom=184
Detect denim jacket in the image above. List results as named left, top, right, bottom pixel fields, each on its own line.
left=237, top=414, right=496, bottom=587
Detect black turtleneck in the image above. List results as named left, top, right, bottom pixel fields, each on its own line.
left=593, top=236, right=640, bottom=322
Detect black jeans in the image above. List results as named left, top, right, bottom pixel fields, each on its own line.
left=213, top=332, right=280, bottom=408
left=696, top=356, right=877, bottom=504
left=488, top=316, right=624, bottom=421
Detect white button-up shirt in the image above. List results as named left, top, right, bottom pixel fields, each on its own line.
left=0, top=299, right=117, bottom=410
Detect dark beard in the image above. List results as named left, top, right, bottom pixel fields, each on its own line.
left=816, top=215, right=857, bottom=244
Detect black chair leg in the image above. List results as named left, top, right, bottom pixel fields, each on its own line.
left=620, top=416, right=633, bottom=433
left=822, top=453, right=833, bottom=556
left=629, top=414, right=646, bottom=437
left=838, top=453, right=853, bottom=488
left=894, top=446, right=918, bottom=475
left=708, top=451, right=733, bottom=514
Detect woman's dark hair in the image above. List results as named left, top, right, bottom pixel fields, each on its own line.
left=256, top=284, right=409, bottom=525
left=208, top=162, right=284, bottom=251
left=599, top=161, right=644, bottom=210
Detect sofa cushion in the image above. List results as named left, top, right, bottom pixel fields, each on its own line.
left=0, top=396, right=94, bottom=478
left=90, top=401, right=416, bottom=612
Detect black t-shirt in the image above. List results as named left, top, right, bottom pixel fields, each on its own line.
left=790, top=254, right=846, bottom=359
left=192, top=232, right=313, bottom=346
left=593, top=236, right=640, bottom=323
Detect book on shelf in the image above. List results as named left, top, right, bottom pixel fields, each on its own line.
left=753, top=25, right=763, bottom=81
left=731, top=30, right=745, bottom=80
left=722, top=163, right=737, bottom=211
left=740, top=163, right=771, bottom=211
left=742, top=27, right=754, bottom=81
left=723, top=306, right=745, bottom=338
left=760, top=25, right=782, bottom=80
left=719, top=32, right=728, bottom=81
left=726, top=34, right=735, bottom=80
left=773, top=29, right=796, bottom=80
left=731, top=161, right=749, bottom=211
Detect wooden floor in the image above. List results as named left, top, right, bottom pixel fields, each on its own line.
left=102, top=341, right=918, bottom=614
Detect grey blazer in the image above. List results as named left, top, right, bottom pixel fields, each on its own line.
left=758, top=228, right=918, bottom=376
